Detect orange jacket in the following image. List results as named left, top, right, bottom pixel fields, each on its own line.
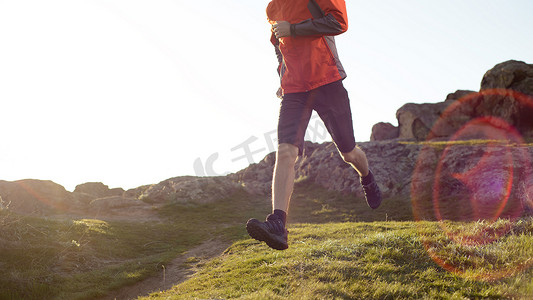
left=267, top=0, right=348, bottom=94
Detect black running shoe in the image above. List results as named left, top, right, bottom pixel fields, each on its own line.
left=246, top=214, right=288, bottom=250
left=361, top=170, right=382, bottom=209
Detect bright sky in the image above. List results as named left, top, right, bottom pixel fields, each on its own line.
left=1, top=0, right=532, bottom=191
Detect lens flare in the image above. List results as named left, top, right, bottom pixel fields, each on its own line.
left=15, top=180, right=69, bottom=212
left=434, top=117, right=519, bottom=228
left=411, top=89, right=533, bottom=281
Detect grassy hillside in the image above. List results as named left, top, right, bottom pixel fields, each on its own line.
left=0, top=188, right=268, bottom=300
left=1, top=179, right=532, bottom=299
left=0, top=211, right=204, bottom=299
left=145, top=219, right=533, bottom=299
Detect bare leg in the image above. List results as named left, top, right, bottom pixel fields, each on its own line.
left=340, top=146, right=369, bottom=177
left=272, top=143, right=299, bottom=213
left=341, top=145, right=382, bottom=209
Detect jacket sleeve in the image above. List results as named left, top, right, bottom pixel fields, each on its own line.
left=293, top=0, right=348, bottom=36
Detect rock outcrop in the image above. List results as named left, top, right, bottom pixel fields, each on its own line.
left=411, top=142, right=533, bottom=220
left=138, top=176, right=240, bottom=205
left=394, top=90, right=476, bottom=141
left=0, top=180, right=151, bottom=218
left=0, top=179, right=76, bottom=215
left=231, top=140, right=420, bottom=199
left=379, top=60, right=533, bottom=142
left=74, top=182, right=125, bottom=199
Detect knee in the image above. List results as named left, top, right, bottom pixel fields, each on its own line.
left=277, top=143, right=299, bottom=164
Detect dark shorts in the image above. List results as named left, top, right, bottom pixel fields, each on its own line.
left=278, top=80, right=356, bottom=156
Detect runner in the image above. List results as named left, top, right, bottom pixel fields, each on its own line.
left=246, top=0, right=382, bottom=250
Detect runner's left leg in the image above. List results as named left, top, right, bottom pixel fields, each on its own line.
left=340, top=146, right=369, bottom=177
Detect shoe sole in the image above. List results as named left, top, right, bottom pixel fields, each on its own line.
left=367, top=189, right=382, bottom=209
left=368, top=197, right=382, bottom=209
left=246, top=219, right=288, bottom=250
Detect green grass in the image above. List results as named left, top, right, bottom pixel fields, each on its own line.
left=144, top=219, right=533, bottom=299
left=0, top=211, right=204, bottom=300
left=2, top=180, right=532, bottom=299
left=0, top=188, right=266, bottom=300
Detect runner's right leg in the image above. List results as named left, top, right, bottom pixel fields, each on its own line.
left=272, top=143, right=299, bottom=212
left=247, top=89, right=311, bottom=250
left=246, top=143, right=297, bottom=250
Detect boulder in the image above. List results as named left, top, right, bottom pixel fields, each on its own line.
left=478, top=60, right=533, bottom=138
left=370, top=122, right=399, bottom=141
left=0, top=179, right=75, bottom=215
left=480, top=60, right=533, bottom=94
left=396, top=101, right=450, bottom=140
left=139, top=176, right=240, bottom=205
left=73, top=182, right=124, bottom=198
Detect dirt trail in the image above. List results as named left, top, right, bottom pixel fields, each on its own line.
left=101, top=239, right=230, bottom=300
